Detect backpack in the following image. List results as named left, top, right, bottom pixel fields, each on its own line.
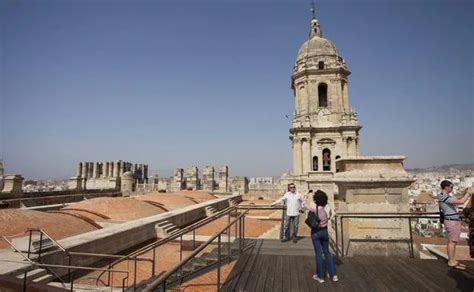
left=439, top=206, right=445, bottom=224
left=305, top=206, right=322, bottom=230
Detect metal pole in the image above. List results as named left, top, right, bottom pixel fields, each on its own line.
left=408, top=218, right=414, bottom=258
left=134, top=256, right=137, bottom=291
left=108, top=259, right=112, bottom=286
left=335, top=215, right=339, bottom=258
left=69, top=256, right=73, bottom=291
left=180, top=235, right=183, bottom=261
left=341, top=216, right=345, bottom=257
left=243, top=216, right=245, bottom=250
left=228, top=212, right=231, bottom=256
left=152, top=248, right=156, bottom=276
left=38, top=232, right=43, bottom=263
left=217, top=234, right=221, bottom=292
left=279, top=208, right=285, bottom=240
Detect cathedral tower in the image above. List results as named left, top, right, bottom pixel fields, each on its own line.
left=290, top=12, right=361, bottom=179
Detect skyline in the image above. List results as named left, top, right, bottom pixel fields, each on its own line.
left=1, top=0, right=473, bottom=179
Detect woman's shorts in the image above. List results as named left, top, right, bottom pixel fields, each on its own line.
left=444, top=220, right=461, bottom=242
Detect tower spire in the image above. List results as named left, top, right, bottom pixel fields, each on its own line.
left=309, top=0, right=322, bottom=38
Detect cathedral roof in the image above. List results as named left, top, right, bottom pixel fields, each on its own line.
left=296, top=18, right=339, bottom=61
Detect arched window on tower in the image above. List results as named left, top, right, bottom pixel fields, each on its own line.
left=318, top=61, right=325, bottom=69
left=313, top=156, right=318, bottom=171
left=318, top=83, right=328, bottom=108
left=322, top=149, right=331, bottom=171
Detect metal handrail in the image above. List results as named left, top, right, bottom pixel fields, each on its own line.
left=1, top=235, right=130, bottom=291
left=142, top=209, right=249, bottom=292
left=26, top=228, right=69, bottom=254
left=334, top=212, right=448, bottom=258
left=94, top=205, right=238, bottom=285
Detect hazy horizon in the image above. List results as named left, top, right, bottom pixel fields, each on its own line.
left=1, top=0, right=473, bottom=180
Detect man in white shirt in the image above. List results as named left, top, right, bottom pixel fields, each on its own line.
left=271, top=183, right=303, bottom=243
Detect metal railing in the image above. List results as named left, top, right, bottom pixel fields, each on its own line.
left=237, top=205, right=286, bottom=239
left=142, top=209, right=249, bottom=292
left=334, top=212, right=442, bottom=258
left=92, top=205, right=240, bottom=290
left=0, top=235, right=130, bottom=291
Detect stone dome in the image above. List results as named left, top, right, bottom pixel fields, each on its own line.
left=296, top=37, right=338, bottom=60
left=296, top=18, right=339, bottom=61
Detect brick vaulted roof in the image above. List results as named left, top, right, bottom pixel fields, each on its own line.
left=62, top=197, right=167, bottom=221
left=0, top=209, right=99, bottom=249
left=135, top=193, right=197, bottom=210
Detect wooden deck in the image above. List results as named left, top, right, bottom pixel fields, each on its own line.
left=222, top=238, right=474, bottom=292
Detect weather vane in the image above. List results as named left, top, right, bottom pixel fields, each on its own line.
left=310, top=0, right=316, bottom=19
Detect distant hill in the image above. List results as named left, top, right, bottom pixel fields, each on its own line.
left=407, top=163, right=474, bottom=173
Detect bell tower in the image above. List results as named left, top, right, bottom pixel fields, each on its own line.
left=290, top=6, right=361, bottom=179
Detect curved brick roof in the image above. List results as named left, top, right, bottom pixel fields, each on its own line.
left=63, top=197, right=167, bottom=221
left=135, top=193, right=197, bottom=210
left=415, top=191, right=435, bottom=204
left=170, top=191, right=217, bottom=202
left=0, top=209, right=99, bottom=249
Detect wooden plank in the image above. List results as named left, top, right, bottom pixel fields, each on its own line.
left=281, top=255, right=291, bottom=292
left=294, top=255, right=311, bottom=292
left=254, top=254, right=270, bottom=292
left=288, top=255, right=301, bottom=292
left=245, top=255, right=271, bottom=291
left=222, top=254, right=248, bottom=290
left=391, top=258, right=445, bottom=292
left=273, top=255, right=283, bottom=292
left=232, top=243, right=262, bottom=291
left=263, top=254, right=277, bottom=292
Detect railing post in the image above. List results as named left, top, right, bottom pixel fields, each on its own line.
left=335, top=215, right=339, bottom=258
left=152, top=247, right=156, bottom=277
left=242, top=213, right=245, bottom=248
left=38, top=232, right=43, bottom=263
left=340, top=216, right=345, bottom=257
left=279, top=207, right=286, bottom=240
left=239, top=217, right=242, bottom=252
left=180, top=235, right=183, bottom=261
left=228, top=211, right=231, bottom=256
left=108, top=258, right=112, bottom=286
left=134, top=256, right=137, bottom=291
left=69, top=256, right=73, bottom=291
left=217, top=234, right=221, bottom=292
left=408, top=217, right=414, bottom=258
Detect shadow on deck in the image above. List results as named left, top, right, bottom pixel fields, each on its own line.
left=222, top=238, right=474, bottom=292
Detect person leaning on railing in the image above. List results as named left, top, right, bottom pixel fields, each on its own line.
left=437, top=180, right=473, bottom=271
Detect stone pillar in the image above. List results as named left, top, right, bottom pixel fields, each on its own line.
left=301, top=138, right=310, bottom=174
left=294, top=139, right=303, bottom=175
left=1, top=175, right=24, bottom=197
left=103, top=162, right=109, bottom=178
left=89, top=162, right=94, bottom=178
left=80, top=162, right=86, bottom=179
left=219, top=166, right=229, bottom=192
left=172, top=168, right=184, bottom=191
left=119, top=161, right=125, bottom=176
left=77, top=162, right=83, bottom=178
left=121, top=172, right=135, bottom=194
left=92, top=162, right=99, bottom=178
left=202, top=166, right=215, bottom=191
left=143, top=165, right=148, bottom=183
left=186, top=166, right=199, bottom=190
left=112, top=161, right=118, bottom=177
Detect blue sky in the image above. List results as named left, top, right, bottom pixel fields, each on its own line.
left=1, top=0, right=473, bottom=179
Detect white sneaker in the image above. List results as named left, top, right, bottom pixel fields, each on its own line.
left=332, top=275, right=339, bottom=282
left=312, top=275, right=325, bottom=283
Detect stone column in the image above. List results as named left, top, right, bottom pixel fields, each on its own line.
left=294, top=139, right=303, bottom=175
left=219, top=166, right=229, bottom=192
left=92, top=162, right=98, bottom=178
left=120, top=161, right=125, bottom=176
left=318, top=150, right=323, bottom=171
left=77, top=162, right=83, bottom=178
left=301, top=138, right=311, bottom=174
left=292, top=140, right=298, bottom=174
left=1, top=175, right=24, bottom=197
left=103, top=162, right=108, bottom=178
left=82, top=162, right=88, bottom=178
left=113, top=161, right=120, bottom=177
